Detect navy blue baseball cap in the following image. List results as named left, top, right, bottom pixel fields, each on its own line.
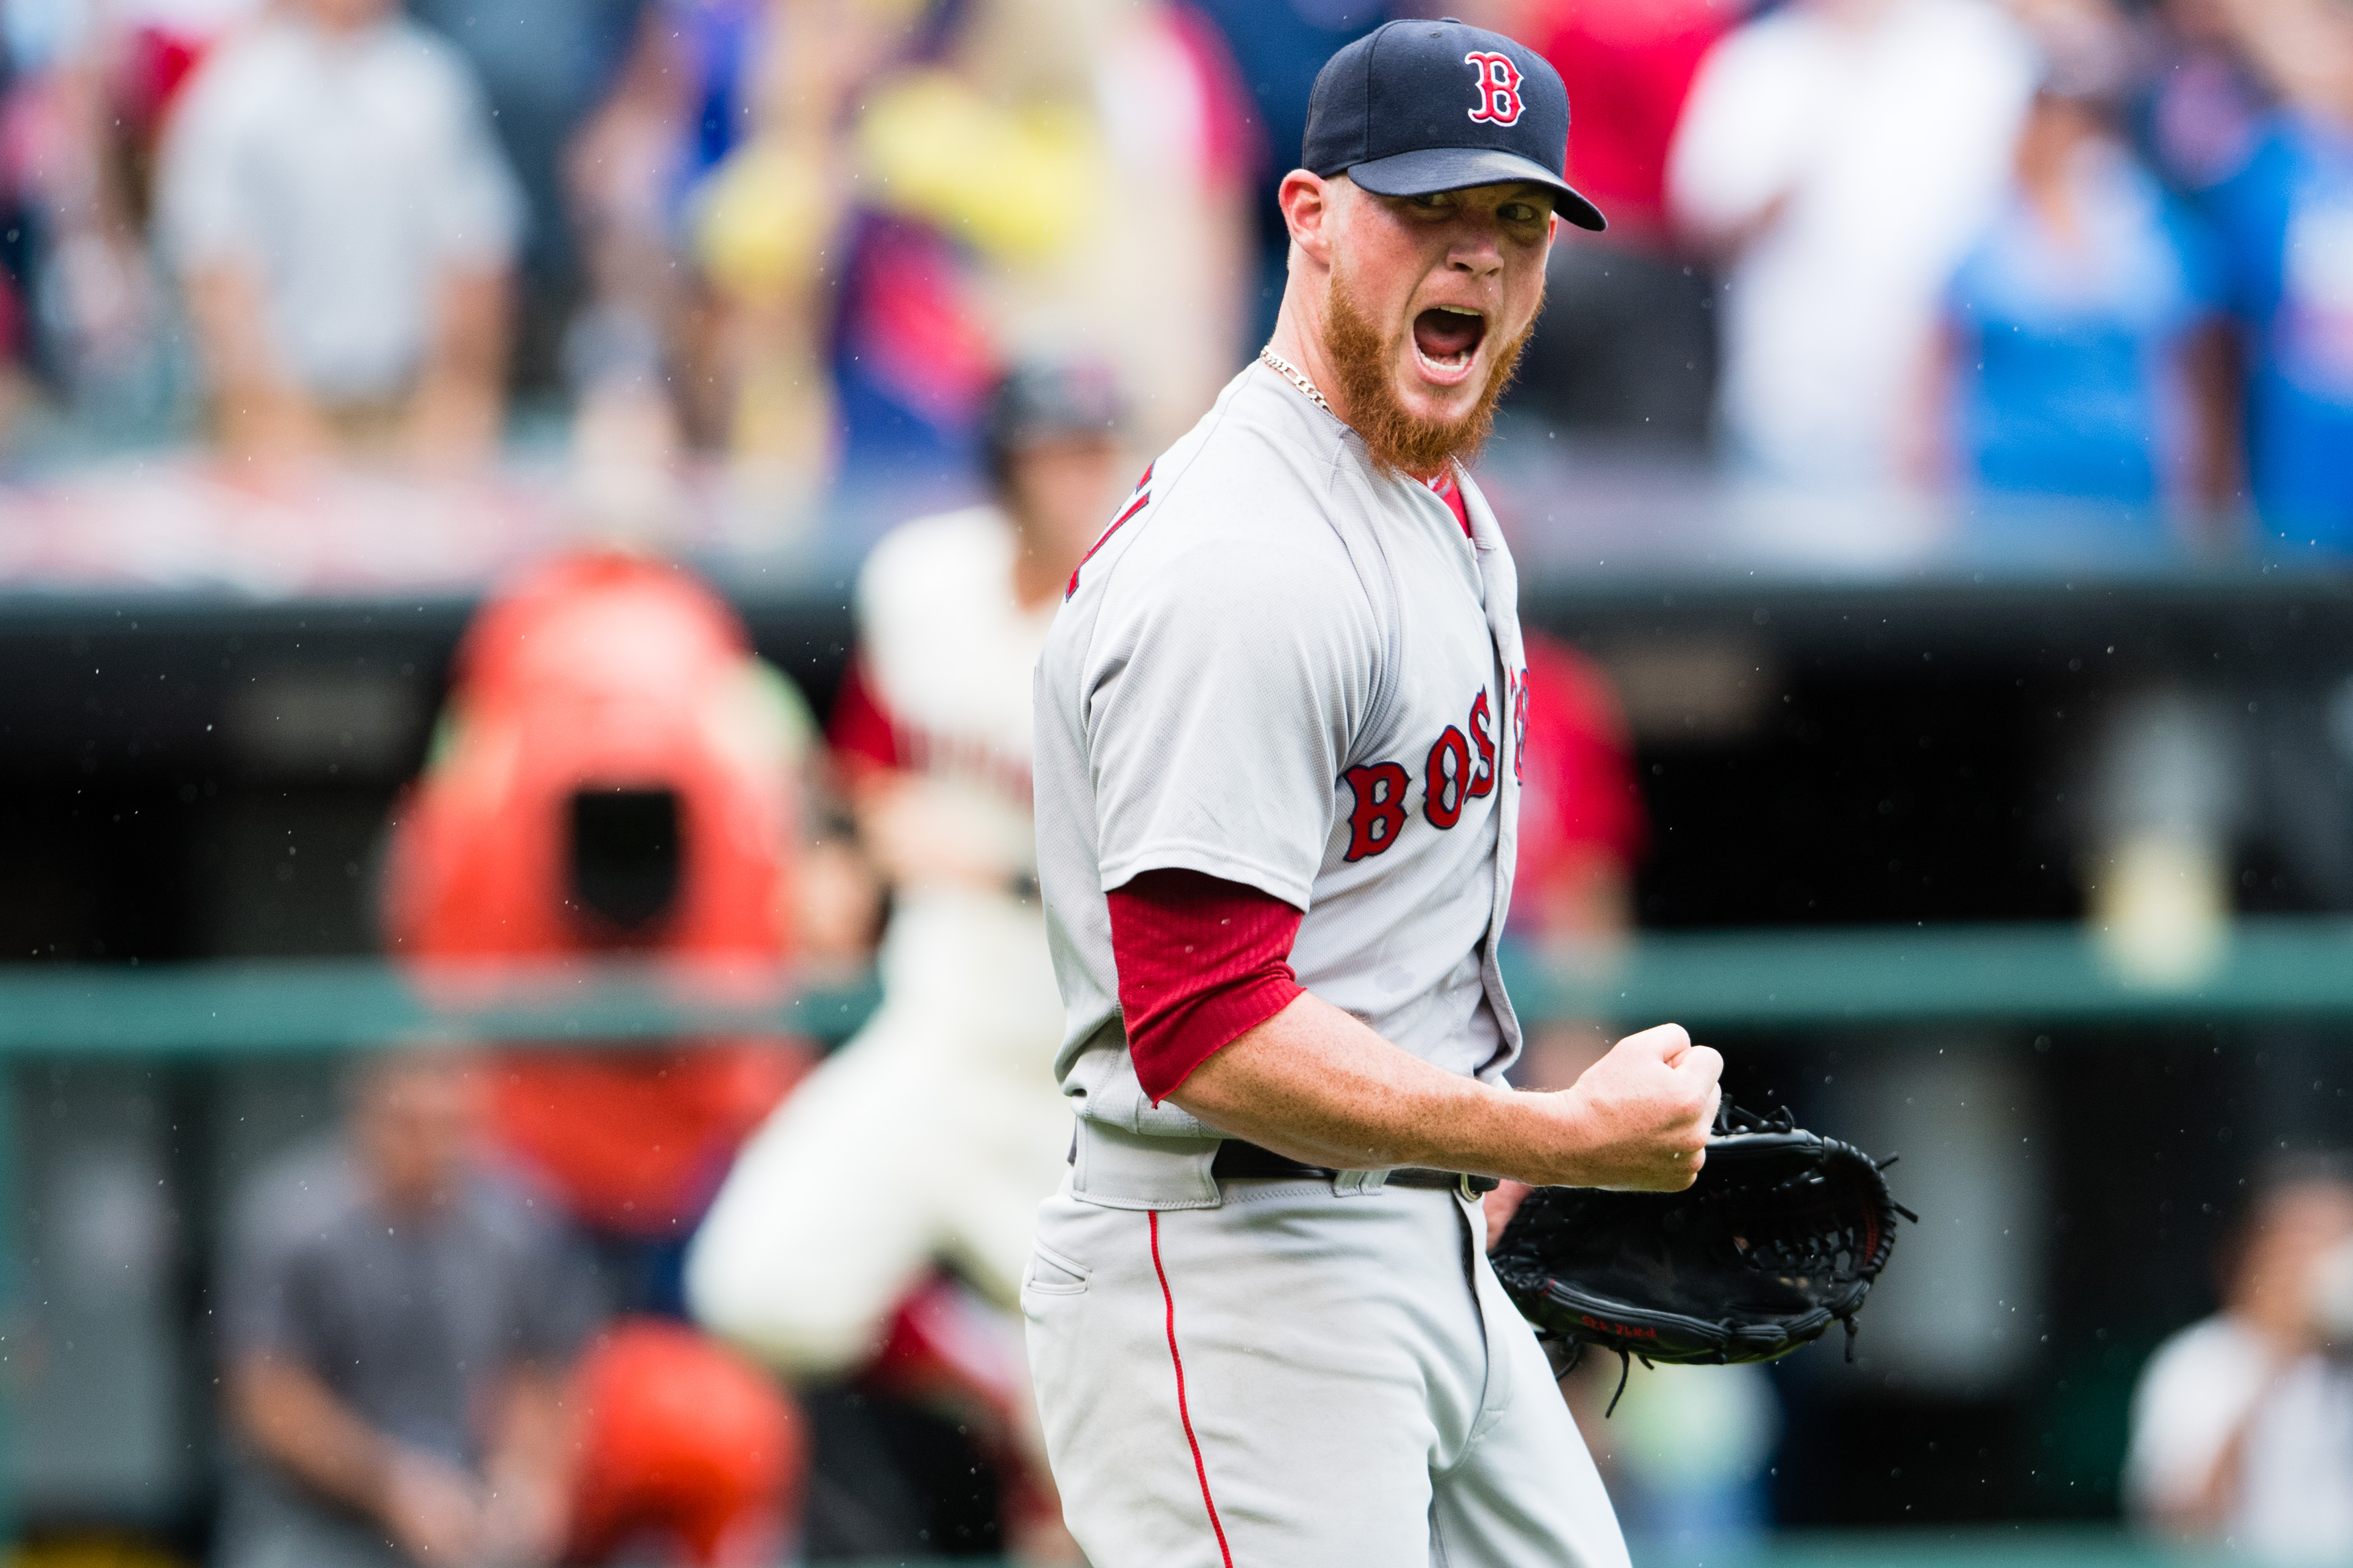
left=1302, top=18, right=1606, bottom=232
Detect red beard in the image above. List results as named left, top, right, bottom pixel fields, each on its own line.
left=1323, top=265, right=1536, bottom=480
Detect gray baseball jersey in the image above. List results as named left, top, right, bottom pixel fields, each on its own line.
left=1033, top=360, right=1529, bottom=1194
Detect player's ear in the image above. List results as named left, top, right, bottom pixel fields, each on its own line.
left=1279, top=170, right=1335, bottom=267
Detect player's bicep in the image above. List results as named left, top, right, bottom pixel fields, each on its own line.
left=1084, top=552, right=1374, bottom=905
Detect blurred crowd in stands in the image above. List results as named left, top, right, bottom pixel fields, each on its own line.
left=0, top=0, right=1257, bottom=521
left=0, top=0, right=2348, bottom=549
left=1523, top=0, right=2353, bottom=551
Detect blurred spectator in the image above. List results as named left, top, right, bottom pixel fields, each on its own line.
left=217, top=1051, right=596, bottom=1568
left=0, top=0, right=197, bottom=440
left=683, top=0, right=1249, bottom=509
left=2198, top=0, right=2353, bottom=547
left=1668, top=0, right=2037, bottom=487
left=688, top=360, right=1129, bottom=1563
left=1511, top=0, right=1737, bottom=444
left=641, top=0, right=841, bottom=493
left=404, top=0, right=640, bottom=377
left=557, top=0, right=748, bottom=496
left=2127, top=1155, right=2353, bottom=1563
left=156, top=0, right=524, bottom=467
left=1930, top=7, right=2238, bottom=516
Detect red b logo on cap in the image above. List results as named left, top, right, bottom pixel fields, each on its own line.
left=1464, top=51, right=1524, bottom=126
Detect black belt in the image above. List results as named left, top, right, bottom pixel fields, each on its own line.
left=1212, top=1138, right=1500, bottom=1198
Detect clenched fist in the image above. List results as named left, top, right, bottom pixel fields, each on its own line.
left=1529, top=1023, right=1722, bottom=1191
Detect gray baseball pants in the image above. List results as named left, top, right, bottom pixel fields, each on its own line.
left=1022, top=1166, right=1631, bottom=1568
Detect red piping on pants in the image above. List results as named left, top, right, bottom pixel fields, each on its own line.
left=1150, top=1210, right=1235, bottom=1568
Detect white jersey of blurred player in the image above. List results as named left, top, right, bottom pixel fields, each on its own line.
left=687, top=502, right=1072, bottom=1371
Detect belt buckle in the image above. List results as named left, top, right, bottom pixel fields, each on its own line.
left=1458, top=1171, right=1479, bottom=1201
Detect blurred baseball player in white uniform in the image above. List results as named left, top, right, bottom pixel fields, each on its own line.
left=688, top=362, right=1126, bottom=1377
left=1028, top=22, right=1724, bottom=1567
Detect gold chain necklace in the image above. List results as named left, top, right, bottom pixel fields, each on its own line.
left=1257, top=347, right=1333, bottom=414
left=1257, top=346, right=1461, bottom=496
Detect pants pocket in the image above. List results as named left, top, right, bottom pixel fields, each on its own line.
left=1022, top=1239, right=1092, bottom=1297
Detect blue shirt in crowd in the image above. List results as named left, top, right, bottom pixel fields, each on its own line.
left=2206, top=114, right=2353, bottom=548
left=1946, top=143, right=2221, bottom=508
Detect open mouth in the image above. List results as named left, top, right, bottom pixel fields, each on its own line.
left=1411, top=304, right=1487, bottom=382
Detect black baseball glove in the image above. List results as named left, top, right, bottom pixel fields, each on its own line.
left=1489, top=1103, right=1913, bottom=1407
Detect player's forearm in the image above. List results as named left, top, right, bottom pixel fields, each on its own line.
left=1166, top=992, right=1585, bottom=1184
left=1170, top=998, right=1722, bottom=1190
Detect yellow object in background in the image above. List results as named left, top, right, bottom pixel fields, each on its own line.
left=857, top=71, right=1103, bottom=263
left=2091, top=830, right=2232, bottom=989
left=694, top=141, right=836, bottom=304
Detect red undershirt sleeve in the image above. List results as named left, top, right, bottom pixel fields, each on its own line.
left=1105, top=868, right=1306, bottom=1104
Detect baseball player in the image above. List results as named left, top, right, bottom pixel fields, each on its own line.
left=1027, top=21, right=1724, bottom=1567
left=685, top=362, right=1125, bottom=1381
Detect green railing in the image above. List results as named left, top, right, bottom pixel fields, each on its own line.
left=5, top=916, right=2352, bottom=1056
left=1526, top=915, right=2353, bottom=1029
left=0, top=957, right=882, bottom=1054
